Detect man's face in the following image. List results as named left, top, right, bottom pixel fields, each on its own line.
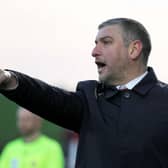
left=92, top=25, right=130, bottom=85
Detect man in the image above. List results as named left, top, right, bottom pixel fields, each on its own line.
left=0, top=18, right=167, bottom=168
left=0, top=107, right=64, bottom=168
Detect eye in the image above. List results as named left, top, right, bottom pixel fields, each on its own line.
left=103, top=40, right=112, bottom=44
left=102, top=39, right=112, bottom=45
left=101, top=37, right=113, bottom=45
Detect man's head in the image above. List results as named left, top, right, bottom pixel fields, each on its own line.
left=98, top=18, right=151, bottom=64
left=92, top=18, right=151, bottom=85
left=17, top=107, right=42, bottom=138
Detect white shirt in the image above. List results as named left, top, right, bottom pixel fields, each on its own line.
left=116, top=71, right=148, bottom=90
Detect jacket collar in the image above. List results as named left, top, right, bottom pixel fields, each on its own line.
left=97, top=67, right=158, bottom=99
left=133, top=67, right=158, bottom=95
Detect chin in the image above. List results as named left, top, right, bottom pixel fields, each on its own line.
left=99, top=76, right=106, bottom=84
left=99, top=76, right=113, bottom=86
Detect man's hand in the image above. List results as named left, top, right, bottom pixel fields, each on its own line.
left=0, top=69, right=18, bottom=90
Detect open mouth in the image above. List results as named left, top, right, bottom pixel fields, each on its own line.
left=95, top=62, right=106, bottom=70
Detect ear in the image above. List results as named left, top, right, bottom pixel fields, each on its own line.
left=128, top=40, right=143, bottom=60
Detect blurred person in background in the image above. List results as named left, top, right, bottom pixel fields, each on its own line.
left=0, top=107, right=64, bottom=168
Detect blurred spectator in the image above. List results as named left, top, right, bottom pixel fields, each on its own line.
left=0, top=107, right=64, bottom=168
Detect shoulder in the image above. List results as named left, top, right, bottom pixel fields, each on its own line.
left=39, top=135, right=62, bottom=150
left=155, top=80, right=168, bottom=94
left=156, top=81, right=168, bottom=89
left=145, top=67, right=168, bottom=94
left=1, top=138, right=22, bottom=152
left=75, top=80, right=100, bottom=100
left=76, top=80, right=99, bottom=91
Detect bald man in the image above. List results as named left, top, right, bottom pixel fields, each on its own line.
left=0, top=107, right=64, bottom=168
left=17, top=107, right=43, bottom=142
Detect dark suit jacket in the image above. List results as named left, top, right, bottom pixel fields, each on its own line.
left=1, top=67, right=168, bottom=168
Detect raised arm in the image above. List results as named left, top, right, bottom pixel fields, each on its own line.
left=0, top=69, right=85, bottom=132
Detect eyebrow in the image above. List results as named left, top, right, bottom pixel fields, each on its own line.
left=95, top=36, right=113, bottom=43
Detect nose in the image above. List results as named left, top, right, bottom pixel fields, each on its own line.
left=92, top=44, right=101, bottom=58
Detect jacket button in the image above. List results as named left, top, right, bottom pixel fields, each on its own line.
left=123, top=92, right=131, bottom=99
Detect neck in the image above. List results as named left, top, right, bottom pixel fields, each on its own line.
left=23, top=132, right=41, bottom=143
left=112, top=65, right=147, bottom=86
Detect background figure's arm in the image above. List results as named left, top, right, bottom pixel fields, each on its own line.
left=0, top=70, right=85, bottom=132
left=0, top=144, right=11, bottom=168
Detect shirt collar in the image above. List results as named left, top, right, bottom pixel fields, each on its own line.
left=102, top=67, right=157, bottom=98
left=116, top=71, right=148, bottom=90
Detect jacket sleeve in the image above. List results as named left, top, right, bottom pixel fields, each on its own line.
left=0, top=71, right=85, bottom=132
